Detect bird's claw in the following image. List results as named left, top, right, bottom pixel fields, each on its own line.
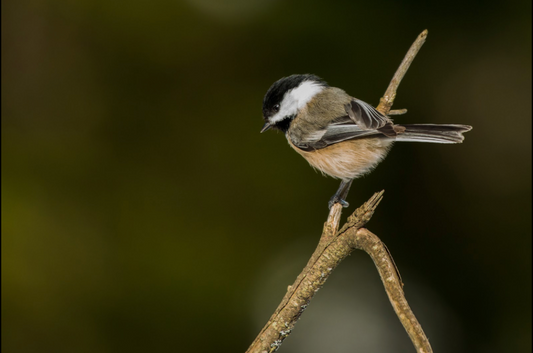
left=328, top=197, right=350, bottom=209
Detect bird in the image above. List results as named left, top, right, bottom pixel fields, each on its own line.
left=261, top=74, right=472, bottom=209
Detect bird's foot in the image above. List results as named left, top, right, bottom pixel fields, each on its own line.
left=328, top=196, right=349, bottom=209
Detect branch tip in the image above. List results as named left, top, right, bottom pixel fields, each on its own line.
left=366, top=190, right=385, bottom=210
left=389, top=109, right=407, bottom=115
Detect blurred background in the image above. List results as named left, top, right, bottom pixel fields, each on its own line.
left=2, top=0, right=531, bottom=352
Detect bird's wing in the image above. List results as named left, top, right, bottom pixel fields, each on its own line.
left=344, top=99, right=391, bottom=130
left=292, top=100, right=397, bottom=151
left=293, top=123, right=382, bottom=151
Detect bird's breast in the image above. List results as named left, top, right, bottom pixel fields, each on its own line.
left=287, top=137, right=393, bottom=181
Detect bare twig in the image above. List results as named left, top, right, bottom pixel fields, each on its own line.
left=246, top=30, right=432, bottom=353
left=352, top=229, right=432, bottom=353
left=377, top=29, right=428, bottom=115
left=389, top=108, right=408, bottom=115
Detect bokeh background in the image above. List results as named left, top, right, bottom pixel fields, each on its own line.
left=2, top=0, right=531, bottom=352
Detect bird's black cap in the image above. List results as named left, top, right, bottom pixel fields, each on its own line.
left=262, top=74, right=328, bottom=120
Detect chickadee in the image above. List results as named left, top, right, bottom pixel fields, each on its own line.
left=261, top=74, right=472, bottom=208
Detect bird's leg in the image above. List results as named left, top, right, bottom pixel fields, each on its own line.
left=328, top=179, right=354, bottom=209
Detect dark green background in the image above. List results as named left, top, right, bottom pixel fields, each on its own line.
left=2, top=0, right=531, bottom=352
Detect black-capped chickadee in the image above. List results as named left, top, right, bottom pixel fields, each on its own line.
left=261, top=74, right=472, bottom=208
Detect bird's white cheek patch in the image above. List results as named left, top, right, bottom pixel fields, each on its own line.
left=270, top=81, right=324, bottom=124
left=270, top=95, right=298, bottom=124
left=290, top=81, right=325, bottom=110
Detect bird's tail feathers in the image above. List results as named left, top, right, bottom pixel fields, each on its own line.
left=395, top=124, right=472, bottom=144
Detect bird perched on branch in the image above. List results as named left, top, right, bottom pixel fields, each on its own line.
left=261, top=74, right=472, bottom=208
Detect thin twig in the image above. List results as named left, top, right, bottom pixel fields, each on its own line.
left=246, top=30, right=432, bottom=353
left=377, top=29, right=428, bottom=115
left=352, top=228, right=432, bottom=353
left=389, top=108, right=408, bottom=115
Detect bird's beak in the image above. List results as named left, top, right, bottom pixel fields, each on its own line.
left=260, top=122, right=272, bottom=133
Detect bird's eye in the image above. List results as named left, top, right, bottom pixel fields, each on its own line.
left=273, top=104, right=280, bottom=113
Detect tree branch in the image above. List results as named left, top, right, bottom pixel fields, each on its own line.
left=246, top=30, right=432, bottom=353
left=351, top=228, right=432, bottom=353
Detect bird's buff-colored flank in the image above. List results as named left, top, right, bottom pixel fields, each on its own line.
left=288, top=137, right=393, bottom=181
